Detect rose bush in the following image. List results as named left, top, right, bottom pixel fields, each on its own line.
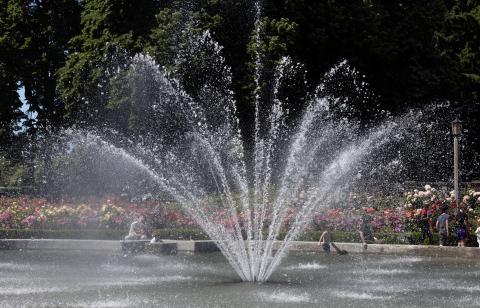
left=1, top=184, right=479, bottom=240
left=0, top=196, right=179, bottom=230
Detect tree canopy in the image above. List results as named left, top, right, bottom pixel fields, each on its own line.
left=1, top=0, right=480, bottom=187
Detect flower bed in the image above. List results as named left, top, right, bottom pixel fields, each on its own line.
left=1, top=184, right=479, bottom=245
left=0, top=196, right=195, bottom=231
left=403, top=185, right=480, bottom=236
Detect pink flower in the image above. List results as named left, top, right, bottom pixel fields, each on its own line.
left=21, top=215, right=37, bottom=227
left=113, top=215, right=125, bottom=225
left=0, top=210, right=14, bottom=227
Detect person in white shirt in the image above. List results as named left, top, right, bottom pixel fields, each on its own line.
left=475, top=219, right=480, bottom=248
left=125, top=215, right=147, bottom=240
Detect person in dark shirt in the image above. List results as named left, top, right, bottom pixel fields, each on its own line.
left=456, top=209, right=469, bottom=247
left=420, top=205, right=433, bottom=244
left=358, top=212, right=383, bottom=249
left=436, top=207, right=450, bottom=246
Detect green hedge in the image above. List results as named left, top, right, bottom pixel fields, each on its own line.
left=151, top=228, right=209, bottom=240
left=0, top=228, right=126, bottom=240
left=0, top=228, right=209, bottom=241
left=1, top=228, right=477, bottom=247
left=276, top=230, right=411, bottom=244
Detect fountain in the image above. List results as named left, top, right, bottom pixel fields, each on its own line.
left=7, top=3, right=457, bottom=290
left=34, top=0, right=453, bottom=283
left=3, top=2, right=480, bottom=307
left=58, top=30, right=423, bottom=282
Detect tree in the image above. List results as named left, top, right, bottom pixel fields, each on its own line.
left=1, top=0, right=81, bottom=133
left=435, top=1, right=480, bottom=180
left=265, top=0, right=455, bottom=113
left=436, top=0, right=480, bottom=100
left=245, top=16, right=301, bottom=127
left=0, top=0, right=27, bottom=146
left=0, top=63, right=23, bottom=146
left=57, top=0, right=162, bottom=128
left=0, top=0, right=81, bottom=189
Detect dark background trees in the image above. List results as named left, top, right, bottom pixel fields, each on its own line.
left=1, top=0, right=479, bottom=190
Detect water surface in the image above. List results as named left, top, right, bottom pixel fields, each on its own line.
left=1, top=250, right=479, bottom=307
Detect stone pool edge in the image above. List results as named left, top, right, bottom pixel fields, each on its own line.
left=1, top=239, right=479, bottom=259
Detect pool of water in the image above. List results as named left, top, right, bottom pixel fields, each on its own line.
left=1, top=249, right=479, bottom=307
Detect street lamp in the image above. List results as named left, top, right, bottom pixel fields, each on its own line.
left=451, top=118, right=463, bottom=213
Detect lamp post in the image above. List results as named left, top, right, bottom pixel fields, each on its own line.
left=451, top=118, right=463, bottom=213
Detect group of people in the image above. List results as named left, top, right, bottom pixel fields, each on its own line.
left=421, top=205, right=480, bottom=247
left=319, top=206, right=480, bottom=253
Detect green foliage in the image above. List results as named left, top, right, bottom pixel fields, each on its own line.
left=0, top=155, right=27, bottom=187
left=146, top=4, right=224, bottom=90
left=0, top=1, right=28, bottom=140
left=57, top=0, right=160, bottom=127
left=1, top=227, right=478, bottom=246
left=107, top=3, right=228, bottom=138
left=0, top=63, right=23, bottom=142
left=2, top=0, right=480, bottom=185
left=0, top=0, right=81, bottom=191
left=151, top=228, right=210, bottom=240
left=246, top=16, right=298, bottom=99
left=269, top=0, right=456, bottom=110
left=435, top=0, right=480, bottom=100
left=247, top=17, right=298, bottom=65
left=146, top=6, right=221, bottom=72
left=2, top=0, right=480, bottom=132
left=0, top=0, right=81, bottom=132
left=145, top=9, right=183, bottom=73
left=0, top=228, right=125, bottom=240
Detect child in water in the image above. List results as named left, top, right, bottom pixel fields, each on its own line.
left=318, top=230, right=347, bottom=255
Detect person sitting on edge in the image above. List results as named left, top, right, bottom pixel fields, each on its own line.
left=435, top=206, right=450, bottom=246
left=318, top=230, right=347, bottom=255
left=125, top=215, right=147, bottom=240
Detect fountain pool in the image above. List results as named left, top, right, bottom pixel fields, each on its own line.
left=1, top=249, right=479, bottom=307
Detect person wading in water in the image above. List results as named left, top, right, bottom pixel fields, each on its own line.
left=318, top=230, right=348, bottom=255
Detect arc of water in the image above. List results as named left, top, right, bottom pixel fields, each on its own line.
left=148, top=150, right=252, bottom=280
left=256, top=99, right=329, bottom=279
left=251, top=57, right=291, bottom=280
left=144, top=148, right=254, bottom=280
left=250, top=0, right=270, bottom=281
left=75, top=132, right=251, bottom=281
left=190, top=134, right=254, bottom=280
left=129, top=52, right=259, bottom=280
left=259, top=124, right=397, bottom=281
